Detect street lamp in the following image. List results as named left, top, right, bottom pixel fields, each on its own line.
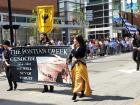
left=7, top=0, right=14, bottom=46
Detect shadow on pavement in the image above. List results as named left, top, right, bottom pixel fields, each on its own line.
left=18, top=88, right=42, bottom=92
left=80, top=95, right=134, bottom=101
left=53, top=89, right=72, bottom=96
left=18, top=88, right=73, bottom=96
left=0, top=99, right=56, bottom=105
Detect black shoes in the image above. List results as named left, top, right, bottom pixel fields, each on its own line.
left=42, top=85, right=54, bottom=93
left=72, top=91, right=85, bottom=100
left=79, top=91, right=85, bottom=98
left=72, top=93, right=77, bottom=100
left=137, top=63, right=139, bottom=71
left=50, top=86, right=54, bottom=92
left=7, top=88, right=13, bottom=91
left=42, top=85, right=48, bottom=93
left=14, top=84, right=17, bottom=90
left=42, top=89, right=48, bottom=93
left=7, top=84, right=17, bottom=91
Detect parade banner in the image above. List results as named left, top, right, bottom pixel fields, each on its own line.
left=10, top=46, right=71, bottom=85
left=37, top=5, right=54, bottom=33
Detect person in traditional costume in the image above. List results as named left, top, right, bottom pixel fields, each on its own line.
left=67, top=35, right=92, bottom=100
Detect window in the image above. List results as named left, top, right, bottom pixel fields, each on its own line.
left=16, top=16, right=26, bottom=22
left=104, top=17, right=109, bottom=23
left=93, top=5, right=103, bottom=11
left=59, top=8, right=65, bottom=12
left=89, top=0, right=102, bottom=4
left=104, top=10, right=109, bottom=16
left=104, top=0, right=108, bottom=2
left=94, top=18, right=103, bottom=24
left=3, top=15, right=9, bottom=22
left=104, top=3, right=109, bottom=9
left=113, top=0, right=120, bottom=10
left=94, top=11, right=103, bottom=17
left=12, top=16, right=15, bottom=22
left=59, top=2, right=64, bottom=9
left=76, top=0, right=81, bottom=3
left=67, top=2, right=76, bottom=11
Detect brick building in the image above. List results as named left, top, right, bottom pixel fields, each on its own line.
left=0, top=0, right=86, bottom=45
left=0, top=0, right=57, bottom=14
left=0, top=0, right=57, bottom=45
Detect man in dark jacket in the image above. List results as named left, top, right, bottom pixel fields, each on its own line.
left=3, top=40, right=17, bottom=91
left=132, top=30, right=140, bottom=71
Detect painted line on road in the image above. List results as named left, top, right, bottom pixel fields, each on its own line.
left=117, top=69, right=138, bottom=74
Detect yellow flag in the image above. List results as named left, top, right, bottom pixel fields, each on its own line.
left=37, top=5, right=54, bottom=33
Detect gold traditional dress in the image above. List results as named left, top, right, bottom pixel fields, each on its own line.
left=69, top=45, right=91, bottom=96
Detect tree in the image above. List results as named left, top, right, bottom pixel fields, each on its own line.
left=72, top=5, right=87, bottom=35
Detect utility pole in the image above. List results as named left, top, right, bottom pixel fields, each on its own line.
left=7, top=0, right=14, bottom=46
left=119, top=0, right=123, bottom=27
left=131, top=0, right=134, bottom=25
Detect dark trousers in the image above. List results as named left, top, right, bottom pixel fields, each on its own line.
left=43, top=85, right=54, bottom=92
left=133, top=50, right=140, bottom=62
left=5, top=67, right=17, bottom=89
left=133, top=50, right=140, bottom=70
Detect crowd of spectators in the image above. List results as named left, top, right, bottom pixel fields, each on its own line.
left=17, top=33, right=133, bottom=59
left=85, top=37, right=133, bottom=58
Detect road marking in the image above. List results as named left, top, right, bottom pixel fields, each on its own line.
left=117, top=69, right=137, bottom=74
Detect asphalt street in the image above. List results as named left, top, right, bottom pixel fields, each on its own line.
left=0, top=53, right=140, bottom=105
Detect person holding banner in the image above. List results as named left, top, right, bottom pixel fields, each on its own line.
left=39, top=33, right=54, bottom=93
left=3, top=40, right=17, bottom=91
left=40, top=33, right=50, bottom=45
left=67, top=35, right=91, bottom=100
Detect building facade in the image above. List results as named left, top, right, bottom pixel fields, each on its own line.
left=57, top=0, right=86, bottom=44
left=0, top=0, right=86, bottom=45
left=86, top=0, right=113, bottom=39
left=0, top=0, right=57, bottom=45
left=86, top=0, right=140, bottom=39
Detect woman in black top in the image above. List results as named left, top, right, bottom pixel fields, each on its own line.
left=67, top=35, right=91, bottom=101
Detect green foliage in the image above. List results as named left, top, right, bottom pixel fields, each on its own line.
left=72, top=5, right=86, bottom=35
left=28, top=12, right=37, bottom=36
left=72, top=8, right=85, bottom=24
left=32, top=8, right=37, bottom=16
